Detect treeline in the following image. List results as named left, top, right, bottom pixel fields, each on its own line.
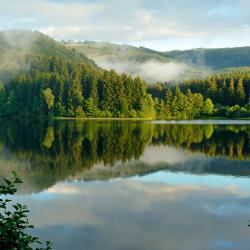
left=154, top=86, right=213, bottom=119
left=0, top=52, right=214, bottom=120
left=0, top=55, right=155, bottom=119
left=149, top=71, right=250, bottom=118
left=1, top=52, right=250, bottom=120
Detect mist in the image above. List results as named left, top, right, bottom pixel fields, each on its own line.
left=93, top=57, right=208, bottom=83
left=0, top=30, right=41, bottom=83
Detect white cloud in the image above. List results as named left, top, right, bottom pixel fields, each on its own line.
left=0, top=0, right=250, bottom=50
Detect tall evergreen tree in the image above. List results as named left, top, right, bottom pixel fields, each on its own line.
left=236, top=78, right=245, bottom=105
left=228, top=78, right=235, bottom=105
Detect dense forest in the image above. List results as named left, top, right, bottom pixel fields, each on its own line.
left=0, top=56, right=154, bottom=119
left=149, top=69, right=250, bottom=119
left=0, top=30, right=250, bottom=120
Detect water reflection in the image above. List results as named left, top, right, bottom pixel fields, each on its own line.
left=14, top=179, right=250, bottom=250
left=1, top=120, right=250, bottom=249
left=0, top=120, right=250, bottom=192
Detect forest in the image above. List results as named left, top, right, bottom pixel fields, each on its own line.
left=149, top=69, right=250, bottom=119
left=0, top=55, right=155, bottom=119
left=0, top=31, right=250, bottom=120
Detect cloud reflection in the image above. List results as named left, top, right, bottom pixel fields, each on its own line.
left=13, top=179, right=250, bottom=250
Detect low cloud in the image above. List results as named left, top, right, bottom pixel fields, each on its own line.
left=0, top=30, right=41, bottom=82
left=137, top=61, right=191, bottom=82
left=94, top=57, right=206, bottom=82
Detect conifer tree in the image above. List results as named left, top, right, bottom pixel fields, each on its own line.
left=236, top=78, right=245, bottom=105
left=228, top=78, right=235, bottom=105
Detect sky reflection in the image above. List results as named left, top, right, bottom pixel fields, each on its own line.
left=12, top=176, right=250, bottom=250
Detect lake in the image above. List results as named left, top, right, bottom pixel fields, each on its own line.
left=1, top=120, right=250, bottom=250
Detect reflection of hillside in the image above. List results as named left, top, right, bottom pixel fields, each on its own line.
left=0, top=120, right=250, bottom=192
left=137, top=157, right=250, bottom=177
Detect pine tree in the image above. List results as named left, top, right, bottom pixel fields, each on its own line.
left=85, top=97, right=99, bottom=117
left=165, top=88, right=173, bottom=120
left=228, top=78, right=235, bottom=105
left=7, top=90, right=18, bottom=116
left=209, top=78, right=218, bottom=101
left=236, top=78, right=245, bottom=105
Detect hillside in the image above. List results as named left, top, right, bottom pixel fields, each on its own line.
left=0, top=30, right=157, bottom=120
left=65, top=41, right=171, bottom=63
left=165, top=47, right=250, bottom=70
left=65, top=41, right=209, bottom=82
left=66, top=41, right=250, bottom=82
left=1, top=30, right=250, bottom=120
left=0, top=30, right=96, bottom=82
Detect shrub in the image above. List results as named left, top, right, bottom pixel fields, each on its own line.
left=0, top=172, right=52, bottom=250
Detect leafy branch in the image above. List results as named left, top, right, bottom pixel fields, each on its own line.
left=0, top=171, right=52, bottom=250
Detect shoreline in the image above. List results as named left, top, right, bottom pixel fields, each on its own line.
left=53, top=117, right=154, bottom=121
left=53, top=117, right=250, bottom=124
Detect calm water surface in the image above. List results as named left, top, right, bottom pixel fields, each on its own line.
left=1, top=120, right=250, bottom=250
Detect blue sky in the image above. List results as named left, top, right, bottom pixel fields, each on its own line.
left=0, top=0, right=250, bottom=51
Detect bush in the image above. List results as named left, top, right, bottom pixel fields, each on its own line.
left=214, top=104, right=228, bottom=117
left=0, top=172, right=52, bottom=250
left=226, top=105, right=249, bottom=118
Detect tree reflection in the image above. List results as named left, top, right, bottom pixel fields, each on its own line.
left=0, top=120, right=250, bottom=191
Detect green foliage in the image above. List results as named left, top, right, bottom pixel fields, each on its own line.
left=226, top=105, right=249, bottom=118
left=42, top=88, right=55, bottom=110
left=7, top=90, right=18, bottom=116
left=1, top=55, right=153, bottom=119
left=0, top=171, right=52, bottom=250
left=75, top=106, right=85, bottom=118
left=203, top=98, right=214, bottom=115
left=148, top=68, right=250, bottom=119
left=2, top=30, right=250, bottom=120
left=85, top=97, right=100, bottom=117
left=156, top=87, right=205, bottom=120
left=236, top=78, right=245, bottom=105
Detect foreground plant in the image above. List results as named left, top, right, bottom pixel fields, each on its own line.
left=0, top=171, right=52, bottom=249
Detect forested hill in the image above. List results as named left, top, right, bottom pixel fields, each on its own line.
left=65, top=41, right=209, bottom=82
left=0, top=30, right=156, bottom=119
left=1, top=30, right=250, bottom=120
left=0, top=30, right=95, bottom=63
left=165, top=47, right=250, bottom=70
left=65, top=41, right=171, bottom=63
left=0, top=30, right=96, bottom=82
left=67, top=41, right=250, bottom=74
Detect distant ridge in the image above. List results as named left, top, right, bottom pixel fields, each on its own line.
left=66, top=39, right=250, bottom=70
